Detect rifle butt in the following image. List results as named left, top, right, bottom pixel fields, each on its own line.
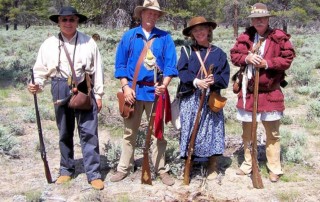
left=251, top=149, right=263, bottom=188
left=251, top=168, right=264, bottom=189
left=43, top=161, right=53, bottom=184
left=141, top=152, right=152, bottom=185
left=183, top=158, right=191, bottom=185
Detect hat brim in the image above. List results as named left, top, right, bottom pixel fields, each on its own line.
left=182, top=22, right=217, bottom=36
left=247, top=13, right=275, bottom=18
left=133, top=6, right=166, bottom=19
left=49, top=14, right=88, bottom=23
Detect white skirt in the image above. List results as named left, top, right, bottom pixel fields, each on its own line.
left=237, top=108, right=283, bottom=122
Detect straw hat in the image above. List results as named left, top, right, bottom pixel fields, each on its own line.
left=247, top=3, right=275, bottom=18
left=182, top=16, right=217, bottom=36
left=49, top=6, right=88, bottom=23
left=134, top=0, right=166, bottom=18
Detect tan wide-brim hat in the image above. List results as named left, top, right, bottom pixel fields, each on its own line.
left=49, top=6, right=87, bottom=23
left=182, top=16, right=217, bottom=37
left=247, top=3, right=275, bottom=18
left=134, top=0, right=166, bottom=19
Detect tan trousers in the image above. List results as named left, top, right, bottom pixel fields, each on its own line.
left=240, top=120, right=283, bottom=175
left=117, top=101, right=168, bottom=175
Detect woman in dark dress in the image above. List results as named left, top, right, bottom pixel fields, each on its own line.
left=177, top=16, right=230, bottom=180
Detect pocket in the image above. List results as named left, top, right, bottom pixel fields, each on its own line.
left=51, top=78, right=71, bottom=104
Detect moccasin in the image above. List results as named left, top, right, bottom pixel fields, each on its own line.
left=269, top=171, right=280, bottom=182
left=236, top=168, right=247, bottom=176
left=56, top=175, right=72, bottom=184
left=160, top=173, right=175, bottom=186
left=110, top=171, right=127, bottom=182
left=90, top=179, right=104, bottom=190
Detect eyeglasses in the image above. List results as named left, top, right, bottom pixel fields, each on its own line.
left=61, top=18, right=77, bottom=23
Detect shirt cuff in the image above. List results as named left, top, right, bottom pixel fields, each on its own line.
left=193, top=78, right=199, bottom=88
left=245, top=52, right=252, bottom=64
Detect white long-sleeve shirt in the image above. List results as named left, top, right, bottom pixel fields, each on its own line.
left=33, top=31, right=104, bottom=99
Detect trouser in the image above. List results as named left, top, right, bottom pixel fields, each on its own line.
left=240, top=120, right=283, bottom=175
left=117, top=100, right=168, bottom=175
left=52, top=78, right=101, bottom=182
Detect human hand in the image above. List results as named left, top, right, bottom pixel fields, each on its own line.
left=123, top=85, right=136, bottom=105
left=28, top=83, right=40, bottom=94
left=254, top=59, right=267, bottom=69
left=196, top=76, right=214, bottom=90
left=246, top=52, right=262, bottom=65
left=155, top=83, right=166, bottom=95
left=96, top=99, right=102, bottom=112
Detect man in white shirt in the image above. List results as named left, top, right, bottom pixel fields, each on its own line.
left=28, top=6, right=104, bottom=190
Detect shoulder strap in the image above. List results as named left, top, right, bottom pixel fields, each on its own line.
left=194, top=46, right=211, bottom=78
left=131, top=38, right=155, bottom=91
left=182, top=45, right=191, bottom=59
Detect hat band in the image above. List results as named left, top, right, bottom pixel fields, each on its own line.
left=145, top=6, right=161, bottom=11
left=251, top=9, right=270, bottom=14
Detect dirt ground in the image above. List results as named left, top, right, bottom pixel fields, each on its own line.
left=1, top=112, right=320, bottom=202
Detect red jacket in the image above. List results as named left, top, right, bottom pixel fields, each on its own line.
left=230, top=26, right=295, bottom=112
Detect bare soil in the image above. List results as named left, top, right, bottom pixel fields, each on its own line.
left=0, top=89, right=320, bottom=202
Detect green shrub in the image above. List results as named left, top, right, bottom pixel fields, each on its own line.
left=103, top=140, right=122, bottom=169
left=0, top=125, right=17, bottom=152
left=280, top=115, right=293, bottom=125
left=281, top=129, right=307, bottom=163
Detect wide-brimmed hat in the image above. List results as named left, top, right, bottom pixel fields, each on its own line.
left=182, top=16, right=217, bottom=36
left=247, top=3, right=275, bottom=18
left=49, top=6, right=88, bottom=23
left=134, top=0, right=166, bottom=19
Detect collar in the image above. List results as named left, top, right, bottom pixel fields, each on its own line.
left=60, top=31, right=78, bottom=43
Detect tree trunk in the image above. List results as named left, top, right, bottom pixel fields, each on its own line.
left=282, top=19, right=287, bottom=33
left=233, top=0, right=239, bottom=38
left=5, top=17, right=9, bottom=31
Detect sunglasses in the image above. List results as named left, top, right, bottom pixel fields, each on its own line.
left=61, top=18, right=77, bottom=23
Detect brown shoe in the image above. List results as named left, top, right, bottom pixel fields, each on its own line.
left=160, top=173, right=175, bottom=186
left=56, top=175, right=72, bottom=184
left=91, top=179, right=104, bottom=190
left=236, top=169, right=247, bottom=176
left=110, top=171, right=127, bottom=182
left=269, top=171, right=280, bottom=182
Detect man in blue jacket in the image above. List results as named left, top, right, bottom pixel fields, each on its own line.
left=112, top=0, right=178, bottom=186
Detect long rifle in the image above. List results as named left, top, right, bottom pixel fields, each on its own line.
left=30, top=68, right=52, bottom=184
left=141, top=74, right=163, bottom=185
left=184, top=65, right=213, bottom=185
left=251, top=66, right=264, bottom=189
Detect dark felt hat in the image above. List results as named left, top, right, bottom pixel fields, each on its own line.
left=182, top=16, right=217, bottom=36
left=49, top=6, right=87, bottom=23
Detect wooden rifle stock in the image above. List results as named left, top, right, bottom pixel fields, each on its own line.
left=30, top=68, right=52, bottom=184
left=141, top=74, right=163, bottom=185
left=251, top=67, right=264, bottom=189
left=184, top=65, right=213, bottom=185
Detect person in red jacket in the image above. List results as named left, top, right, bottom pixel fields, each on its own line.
left=230, top=3, right=295, bottom=182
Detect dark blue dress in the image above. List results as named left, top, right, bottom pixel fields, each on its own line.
left=177, top=44, right=230, bottom=158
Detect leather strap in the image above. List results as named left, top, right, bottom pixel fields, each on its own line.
left=194, top=46, right=211, bottom=78
left=59, top=33, right=92, bottom=90
left=131, top=38, right=155, bottom=91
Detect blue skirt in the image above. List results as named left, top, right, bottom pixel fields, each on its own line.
left=179, top=89, right=225, bottom=158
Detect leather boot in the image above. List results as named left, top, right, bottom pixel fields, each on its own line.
left=207, top=156, right=218, bottom=180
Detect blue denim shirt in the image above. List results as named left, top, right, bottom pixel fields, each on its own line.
left=114, top=26, right=178, bottom=101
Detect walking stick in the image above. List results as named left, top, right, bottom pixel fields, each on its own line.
left=251, top=66, right=264, bottom=189
left=30, top=68, right=53, bottom=184
left=141, top=74, right=163, bottom=185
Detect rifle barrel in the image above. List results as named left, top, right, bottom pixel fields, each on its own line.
left=184, top=65, right=213, bottom=185
left=141, top=74, right=163, bottom=185
left=251, top=67, right=263, bottom=189
left=30, top=68, right=52, bottom=184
